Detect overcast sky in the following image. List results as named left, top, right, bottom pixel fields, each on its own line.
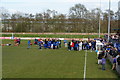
left=0, top=0, right=120, bottom=14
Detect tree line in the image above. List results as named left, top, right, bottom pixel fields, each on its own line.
left=1, top=3, right=120, bottom=33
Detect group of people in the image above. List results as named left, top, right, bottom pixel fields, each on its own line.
left=64, top=39, right=96, bottom=51
left=0, top=38, right=21, bottom=46
left=2, top=33, right=120, bottom=73
left=96, top=35, right=120, bottom=71
left=97, top=43, right=120, bottom=71
left=28, top=38, right=61, bottom=49
left=105, top=43, right=120, bottom=69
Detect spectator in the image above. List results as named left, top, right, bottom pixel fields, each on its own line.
left=112, top=47, right=118, bottom=57
left=70, top=41, right=74, bottom=50
left=68, top=42, right=71, bottom=51
left=78, top=41, right=82, bottom=51
left=74, top=41, right=79, bottom=51
left=38, top=40, right=43, bottom=50
left=101, top=56, right=106, bottom=70
left=64, top=40, right=67, bottom=47
left=27, top=40, right=31, bottom=49
left=97, top=50, right=103, bottom=65
left=112, top=56, right=117, bottom=70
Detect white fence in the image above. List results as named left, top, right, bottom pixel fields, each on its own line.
left=0, top=37, right=89, bottom=41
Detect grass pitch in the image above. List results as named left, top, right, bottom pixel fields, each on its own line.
left=2, top=40, right=120, bottom=78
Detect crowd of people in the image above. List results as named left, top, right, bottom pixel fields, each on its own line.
left=27, top=38, right=61, bottom=49
left=64, top=39, right=96, bottom=51
left=1, top=32, right=120, bottom=72
left=96, top=31, right=120, bottom=71
left=96, top=42, right=120, bottom=70
left=107, top=43, right=120, bottom=70
left=64, top=37, right=120, bottom=71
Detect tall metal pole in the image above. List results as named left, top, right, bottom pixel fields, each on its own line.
left=108, top=0, right=111, bottom=42
left=0, top=0, right=2, bottom=79
left=99, top=0, right=101, bottom=38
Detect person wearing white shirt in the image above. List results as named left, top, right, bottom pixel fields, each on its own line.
left=78, top=41, right=82, bottom=51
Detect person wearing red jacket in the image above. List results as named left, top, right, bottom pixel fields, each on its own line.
left=70, top=41, right=74, bottom=50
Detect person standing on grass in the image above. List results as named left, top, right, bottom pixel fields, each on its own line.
left=53, top=40, right=56, bottom=49
left=86, top=41, right=90, bottom=50
left=59, top=40, right=61, bottom=48
left=78, top=41, right=82, bottom=51
left=101, top=56, right=106, bottom=70
left=44, top=39, right=48, bottom=49
left=74, top=41, right=78, bottom=51
left=56, top=40, right=59, bottom=49
left=38, top=39, right=42, bottom=50
left=68, top=42, right=71, bottom=51
left=51, top=39, right=53, bottom=49
left=89, top=41, right=92, bottom=50
left=48, top=39, right=52, bottom=49
left=70, top=41, right=74, bottom=50
left=112, top=56, right=117, bottom=70
left=27, top=40, right=31, bottom=49
left=64, top=40, right=67, bottom=47
left=97, top=50, right=103, bottom=65
left=91, top=40, right=94, bottom=50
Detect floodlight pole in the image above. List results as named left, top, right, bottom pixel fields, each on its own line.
left=108, top=0, right=111, bottom=42
left=99, top=0, right=101, bottom=38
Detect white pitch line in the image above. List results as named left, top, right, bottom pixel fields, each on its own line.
left=83, top=50, right=87, bottom=80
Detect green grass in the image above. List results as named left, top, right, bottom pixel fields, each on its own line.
left=2, top=34, right=104, bottom=38
left=2, top=40, right=120, bottom=78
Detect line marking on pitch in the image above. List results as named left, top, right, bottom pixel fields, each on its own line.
left=83, top=50, right=87, bottom=80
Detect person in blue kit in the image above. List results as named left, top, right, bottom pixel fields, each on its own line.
left=53, top=40, right=56, bottom=49
left=64, top=40, right=67, bottom=47
left=44, top=39, right=48, bottom=49
left=47, top=39, right=51, bottom=49
left=85, top=41, right=89, bottom=50
left=91, top=40, right=96, bottom=50
left=74, top=41, right=79, bottom=51
left=27, top=40, right=31, bottom=49
left=56, top=40, right=59, bottom=49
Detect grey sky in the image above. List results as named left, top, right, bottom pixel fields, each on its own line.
left=0, top=0, right=119, bottom=14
